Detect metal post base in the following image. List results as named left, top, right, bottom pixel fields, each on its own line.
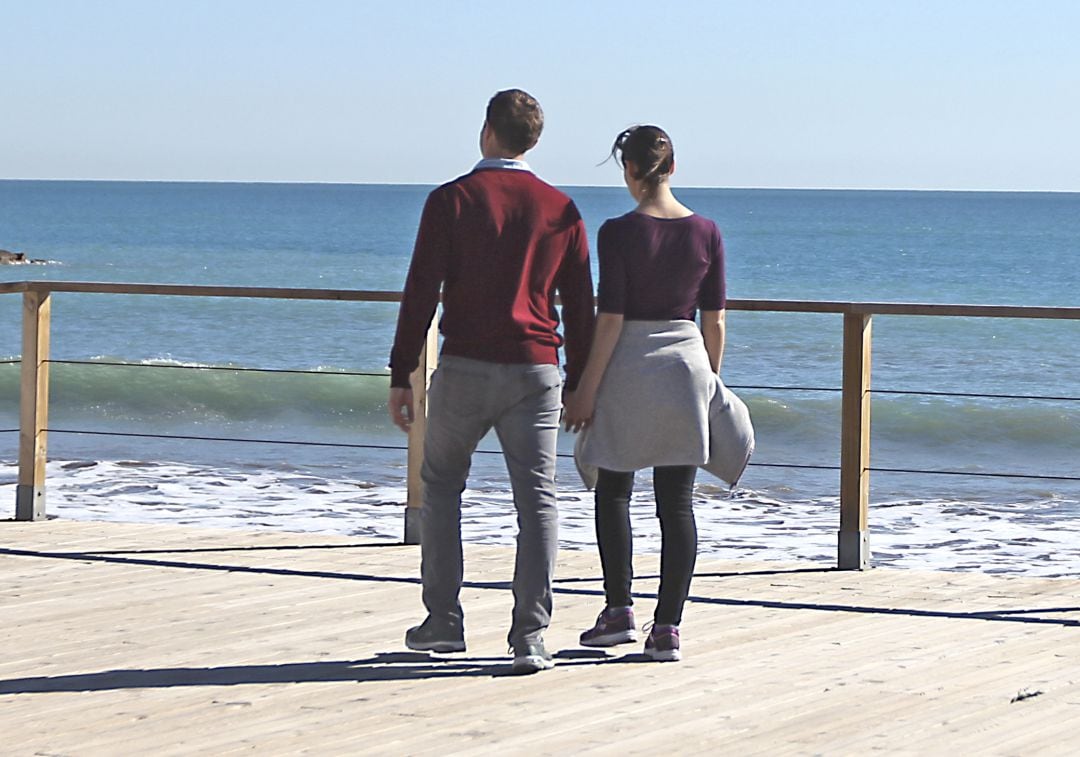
left=15, top=485, right=46, bottom=521
left=837, top=529, right=870, bottom=570
left=404, top=506, right=422, bottom=545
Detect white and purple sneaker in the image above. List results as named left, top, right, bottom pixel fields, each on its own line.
left=643, top=623, right=681, bottom=662
left=579, top=606, right=637, bottom=647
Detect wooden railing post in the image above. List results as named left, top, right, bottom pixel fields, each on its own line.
left=16, top=289, right=51, bottom=521
left=403, top=320, right=438, bottom=544
left=839, top=312, right=872, bottom=569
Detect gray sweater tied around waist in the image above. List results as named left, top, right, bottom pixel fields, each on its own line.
left=574, top=319, right=755, bottom=489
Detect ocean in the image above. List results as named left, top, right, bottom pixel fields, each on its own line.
left=1, top=180, right=1078, bottom=575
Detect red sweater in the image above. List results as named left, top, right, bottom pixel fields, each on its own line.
left=389, top=167, right=595, bottom=390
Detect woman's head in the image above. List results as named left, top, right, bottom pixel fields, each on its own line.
left=609, top=125, right=675, bottom=190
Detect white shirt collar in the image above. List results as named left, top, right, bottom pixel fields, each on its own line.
left=473, top=157, right=532, bottom=172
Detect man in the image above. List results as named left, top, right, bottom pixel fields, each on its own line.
left=388, top=89, right=594, bottom=674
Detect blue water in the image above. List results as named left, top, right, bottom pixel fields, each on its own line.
left=1, top=180, right=1078, bottom=531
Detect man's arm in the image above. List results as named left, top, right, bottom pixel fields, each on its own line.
left=387, top=191, right=450, bottom=431
left=554, top=217, right=595, bottom=392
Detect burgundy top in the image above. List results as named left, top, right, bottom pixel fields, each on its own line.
left=389, top=168, right=595, bottom=390
left=597, top=212, right=725, bottom=320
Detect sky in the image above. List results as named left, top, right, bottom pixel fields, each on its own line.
left=2, top=0, right=1078, bottom=190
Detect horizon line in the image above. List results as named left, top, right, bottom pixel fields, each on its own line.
left=1, top=177, right=1078, bottom=194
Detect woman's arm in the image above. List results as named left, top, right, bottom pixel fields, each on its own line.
left=701, top=309, right=726, bottom=374
left=562, top=312, right=624, bottom=432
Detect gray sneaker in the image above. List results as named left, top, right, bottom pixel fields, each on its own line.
left=405, top=616, right=465, bottom=653
left=511, top=639, right=555, bottom=674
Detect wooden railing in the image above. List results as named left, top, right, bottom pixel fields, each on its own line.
left=4, top=280, right=1079, bottom=570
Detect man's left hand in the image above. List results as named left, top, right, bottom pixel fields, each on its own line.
left=389, top=387, right=415, bottom=433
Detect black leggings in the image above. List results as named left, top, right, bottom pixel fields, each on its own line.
left=594, top=465, right=698, bottom=626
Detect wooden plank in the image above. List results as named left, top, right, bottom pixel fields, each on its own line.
left=23, top=280, right=406, bottom=302
left=6, top=281, right=1080, bottom=320
left=3, top=523, right=1079, bottom=754
left=839, top=312, right=871, bottom=568
left=16, top=290, right=50, bottom=520
left=847, top=301, right=1080, bottom=319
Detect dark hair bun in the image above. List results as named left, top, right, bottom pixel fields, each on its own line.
left=610, top=125, right=674, bottom=186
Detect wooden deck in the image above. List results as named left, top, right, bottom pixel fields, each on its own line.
left=2, top=519, right=1078, bottom=755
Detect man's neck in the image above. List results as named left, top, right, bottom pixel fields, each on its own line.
left=481, top=149, right=526, bottom=161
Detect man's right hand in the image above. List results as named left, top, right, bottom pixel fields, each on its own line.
left=389, top=387, right=415, bottom=433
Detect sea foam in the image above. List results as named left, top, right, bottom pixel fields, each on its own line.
left=2, top=458, right=1077, bottom=578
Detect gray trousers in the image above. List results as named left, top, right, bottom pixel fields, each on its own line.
left=419, top=355, right=562, bottom=646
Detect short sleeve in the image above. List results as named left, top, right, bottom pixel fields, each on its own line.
left=596, top=220, right=627, bottom=314
left=698, top=223, right=726, bottom=311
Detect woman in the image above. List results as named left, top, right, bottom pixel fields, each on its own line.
left=564, top=125, right=726, bottom=662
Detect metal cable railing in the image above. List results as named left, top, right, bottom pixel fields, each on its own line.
left=722, top=382, right=1080, bottom=482
left=874, top=387, right=1080, bottom=402
left=45, top=359, right=388, bottom=378
left=6, top=362, right=1075, bottom=481
left=870, top=466, right=1080, bottom=482
left=732, top=382, right=1080, bottom=403
left=749, top=462, right=839, bottom=471
left=45, top=428, right=408, bottom=452
left=6, top=282, right=1079, bottom=567
left=729, top=384, right=838, bottom=393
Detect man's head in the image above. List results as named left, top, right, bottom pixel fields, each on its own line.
left=483, top=89, right=544, bottom=157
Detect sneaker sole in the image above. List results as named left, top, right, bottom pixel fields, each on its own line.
left=405, top=639, right=466, bottom=653
left=579, top=630, right=638, bottom=647
left=644, top=648, right=681, bottom=662
left=511, top=655, right=556, bottom=674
